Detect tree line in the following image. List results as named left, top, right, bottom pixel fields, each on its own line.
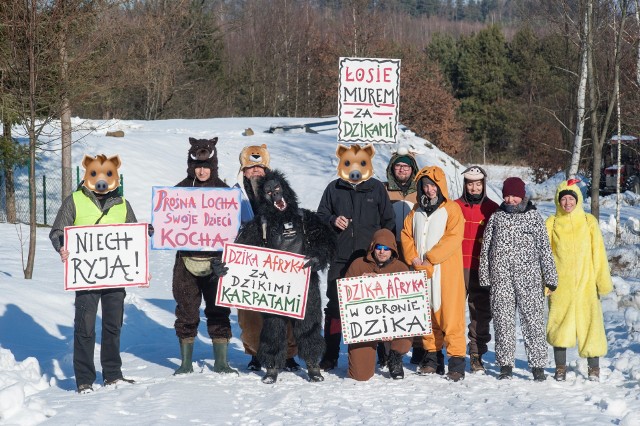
left=1, top=0, right=639, bottom=277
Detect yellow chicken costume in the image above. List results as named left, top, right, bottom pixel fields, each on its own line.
left=401, top=166, right=466, bottom=375
left=545, top=180, right=612, bottom=358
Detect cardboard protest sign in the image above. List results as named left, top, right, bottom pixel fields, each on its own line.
left=337, top=271, right=431, bottom=344
left=64, top=223, right=149, bottom=290
left=150, top=186, right=242, bottom=251
left=216, top=243, right=310, bottom=320
left=338, top=57, right=401, bottom=144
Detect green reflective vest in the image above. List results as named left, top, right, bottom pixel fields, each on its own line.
left=72, top=190, right=127, bottom=225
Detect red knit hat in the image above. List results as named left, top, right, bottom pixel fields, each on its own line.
left=502, top=177, right=526, bottom=198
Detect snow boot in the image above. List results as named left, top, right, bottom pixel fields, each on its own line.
left=470, top=353, right=485, bottom=373
left=320, top=316, right=341, bottom=371
left=498, top=365, right=513, bottom=380
left=417, top=351, right=438, bottom=375
left=307, top=365, right=324, bottom=382
left=284, top=357, right=301, bottom=372
left=410, top=346, right=425, bottom=365
left=588, top=367, right=600, bottom=381
left=436, top=350, right=445, bottom=375
left=104, top=377, right=135, bottom=386
left=174, top=338, right=194, bottom=375
left=554, top=365, right=567, bottom=381
left=388, top=350, right=404, bottom=380
left=262, top=368, right=278, bottom=384
left=77, top=384, right=94, bottom=394
left=212, top=340, right=238, bottom=374
left=446, top=356, right=466, bottom=382
left=247, top=355, right=261, bottom=371
left=377, top=342, right=389, bottom=368
left=532, top=367, right=546, bottom=382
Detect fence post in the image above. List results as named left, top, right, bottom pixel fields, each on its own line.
left=43, top=175, right=47, bottom=225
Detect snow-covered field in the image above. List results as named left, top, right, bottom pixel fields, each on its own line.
left=1, top=117, right=639, bottom=425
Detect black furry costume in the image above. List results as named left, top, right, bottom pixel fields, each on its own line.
left=235, top=169, right=336, bottom=382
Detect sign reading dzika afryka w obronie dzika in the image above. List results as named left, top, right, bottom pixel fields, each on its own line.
left=337, top=270, right=431, bottom=344
left=338, top=57, right=401, bottom=144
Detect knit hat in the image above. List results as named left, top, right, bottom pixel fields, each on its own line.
left=462, top=165, right=487, bottom=182
left=558, top=189, right=578, bottom=203
left=393, top=155, right=412, bottom=167
left=502, top=177, right=526, bottom=198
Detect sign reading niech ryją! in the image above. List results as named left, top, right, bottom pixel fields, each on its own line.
left=64, top=223, right=149, bottom=290
left=150, top=186, right=242, bottom=251
left=215, top=243, right=311, bottom=320
left=338, top=57, right=401, bottom=144
left=337, top=271, right=431, bottom=344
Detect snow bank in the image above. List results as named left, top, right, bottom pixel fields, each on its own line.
left=0, top=347, right=53, bottom=424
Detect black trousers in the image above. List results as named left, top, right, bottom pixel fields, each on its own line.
left=74, top=288, right=125, bottom=387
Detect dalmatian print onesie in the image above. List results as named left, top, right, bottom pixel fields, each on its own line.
left=479, top=200, right=558, bottom=369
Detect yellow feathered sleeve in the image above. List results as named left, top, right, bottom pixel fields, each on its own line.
left=587, top=214, right=612, bottom=296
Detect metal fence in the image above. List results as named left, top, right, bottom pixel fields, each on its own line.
left=0, top=167, right=124, bottom=226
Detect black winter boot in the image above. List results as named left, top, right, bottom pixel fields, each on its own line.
left=307, top=365, right=324, bottom=382
left=320, top=316, right=341, bottom=371
left=498, top=365, right=513, bottom=380
left=284, top=357, right=301, bottom=372
left=410, top=346, right=425, bottom=365
left=247, top=356, right=261, bottom=371
left=262, top=368, right=278, bottom=384
left=377, top=342, right=389, bottom=368
left=174, top=338, right=194, bottom=375
left=418, top=351, right=438, bottom=375
left=554, top=365, right=567, bottom=381
left=436, top=350, right=445, bottom=375
left=446, top=356, right=466, bottom=382
left=388, top=350, right=404, bottom=380
left=532, top=367, right=546, bottom=382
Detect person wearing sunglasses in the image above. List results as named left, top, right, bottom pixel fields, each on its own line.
left=343, top=229, right=412, bottom=381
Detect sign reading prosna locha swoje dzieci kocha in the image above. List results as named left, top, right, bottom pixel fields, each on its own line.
left=337, top=270, right=431, bottom=344
left=150, top=186, right=242, bottom=251
left=338, top=57, right=401, bottom=144
left=215, top=243, right=311, bottom=320
left=64, top=223, right=149, bottom=291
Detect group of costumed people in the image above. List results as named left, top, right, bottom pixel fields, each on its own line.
left=49, top=138, right=612, bottom=393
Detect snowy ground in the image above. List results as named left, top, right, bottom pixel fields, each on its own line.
left=1, top=117, right=639, bottom=425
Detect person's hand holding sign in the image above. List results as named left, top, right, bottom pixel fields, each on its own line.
left=211, top=258, right=228, bottom=278
left=59, top=248, right=70, bottom=262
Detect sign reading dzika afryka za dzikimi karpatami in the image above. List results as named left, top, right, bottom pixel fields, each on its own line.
left=64, top=223, right=149, bottom=290
left=338, top=57, right=401, bottom=144
left=150, top=186, right=242, bottom=251
left=216, top=243, right=311, bottom=320
left=337, top=270, right=431, bottom=344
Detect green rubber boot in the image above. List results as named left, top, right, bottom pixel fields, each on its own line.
left=174, top=338, right=194, bottom=375
left=212, top=340, right=238, bottom=375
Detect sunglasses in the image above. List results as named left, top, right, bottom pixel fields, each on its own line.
left=374, top=244, right=391, bottom=251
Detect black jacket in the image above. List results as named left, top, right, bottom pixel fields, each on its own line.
left=316, top=178, right=395, bottom=264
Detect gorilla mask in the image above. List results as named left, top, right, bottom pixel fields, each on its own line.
left=264, top=179, right=287, bottom=212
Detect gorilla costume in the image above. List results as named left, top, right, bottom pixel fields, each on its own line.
left=235, top=169, right=336, bottom=383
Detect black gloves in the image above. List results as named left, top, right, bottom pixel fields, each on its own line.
left=147, top=224, right=154, bottom=237
left=211, top=258, right=228, bottom=277
left=303, top=256, right=321, bottom=272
